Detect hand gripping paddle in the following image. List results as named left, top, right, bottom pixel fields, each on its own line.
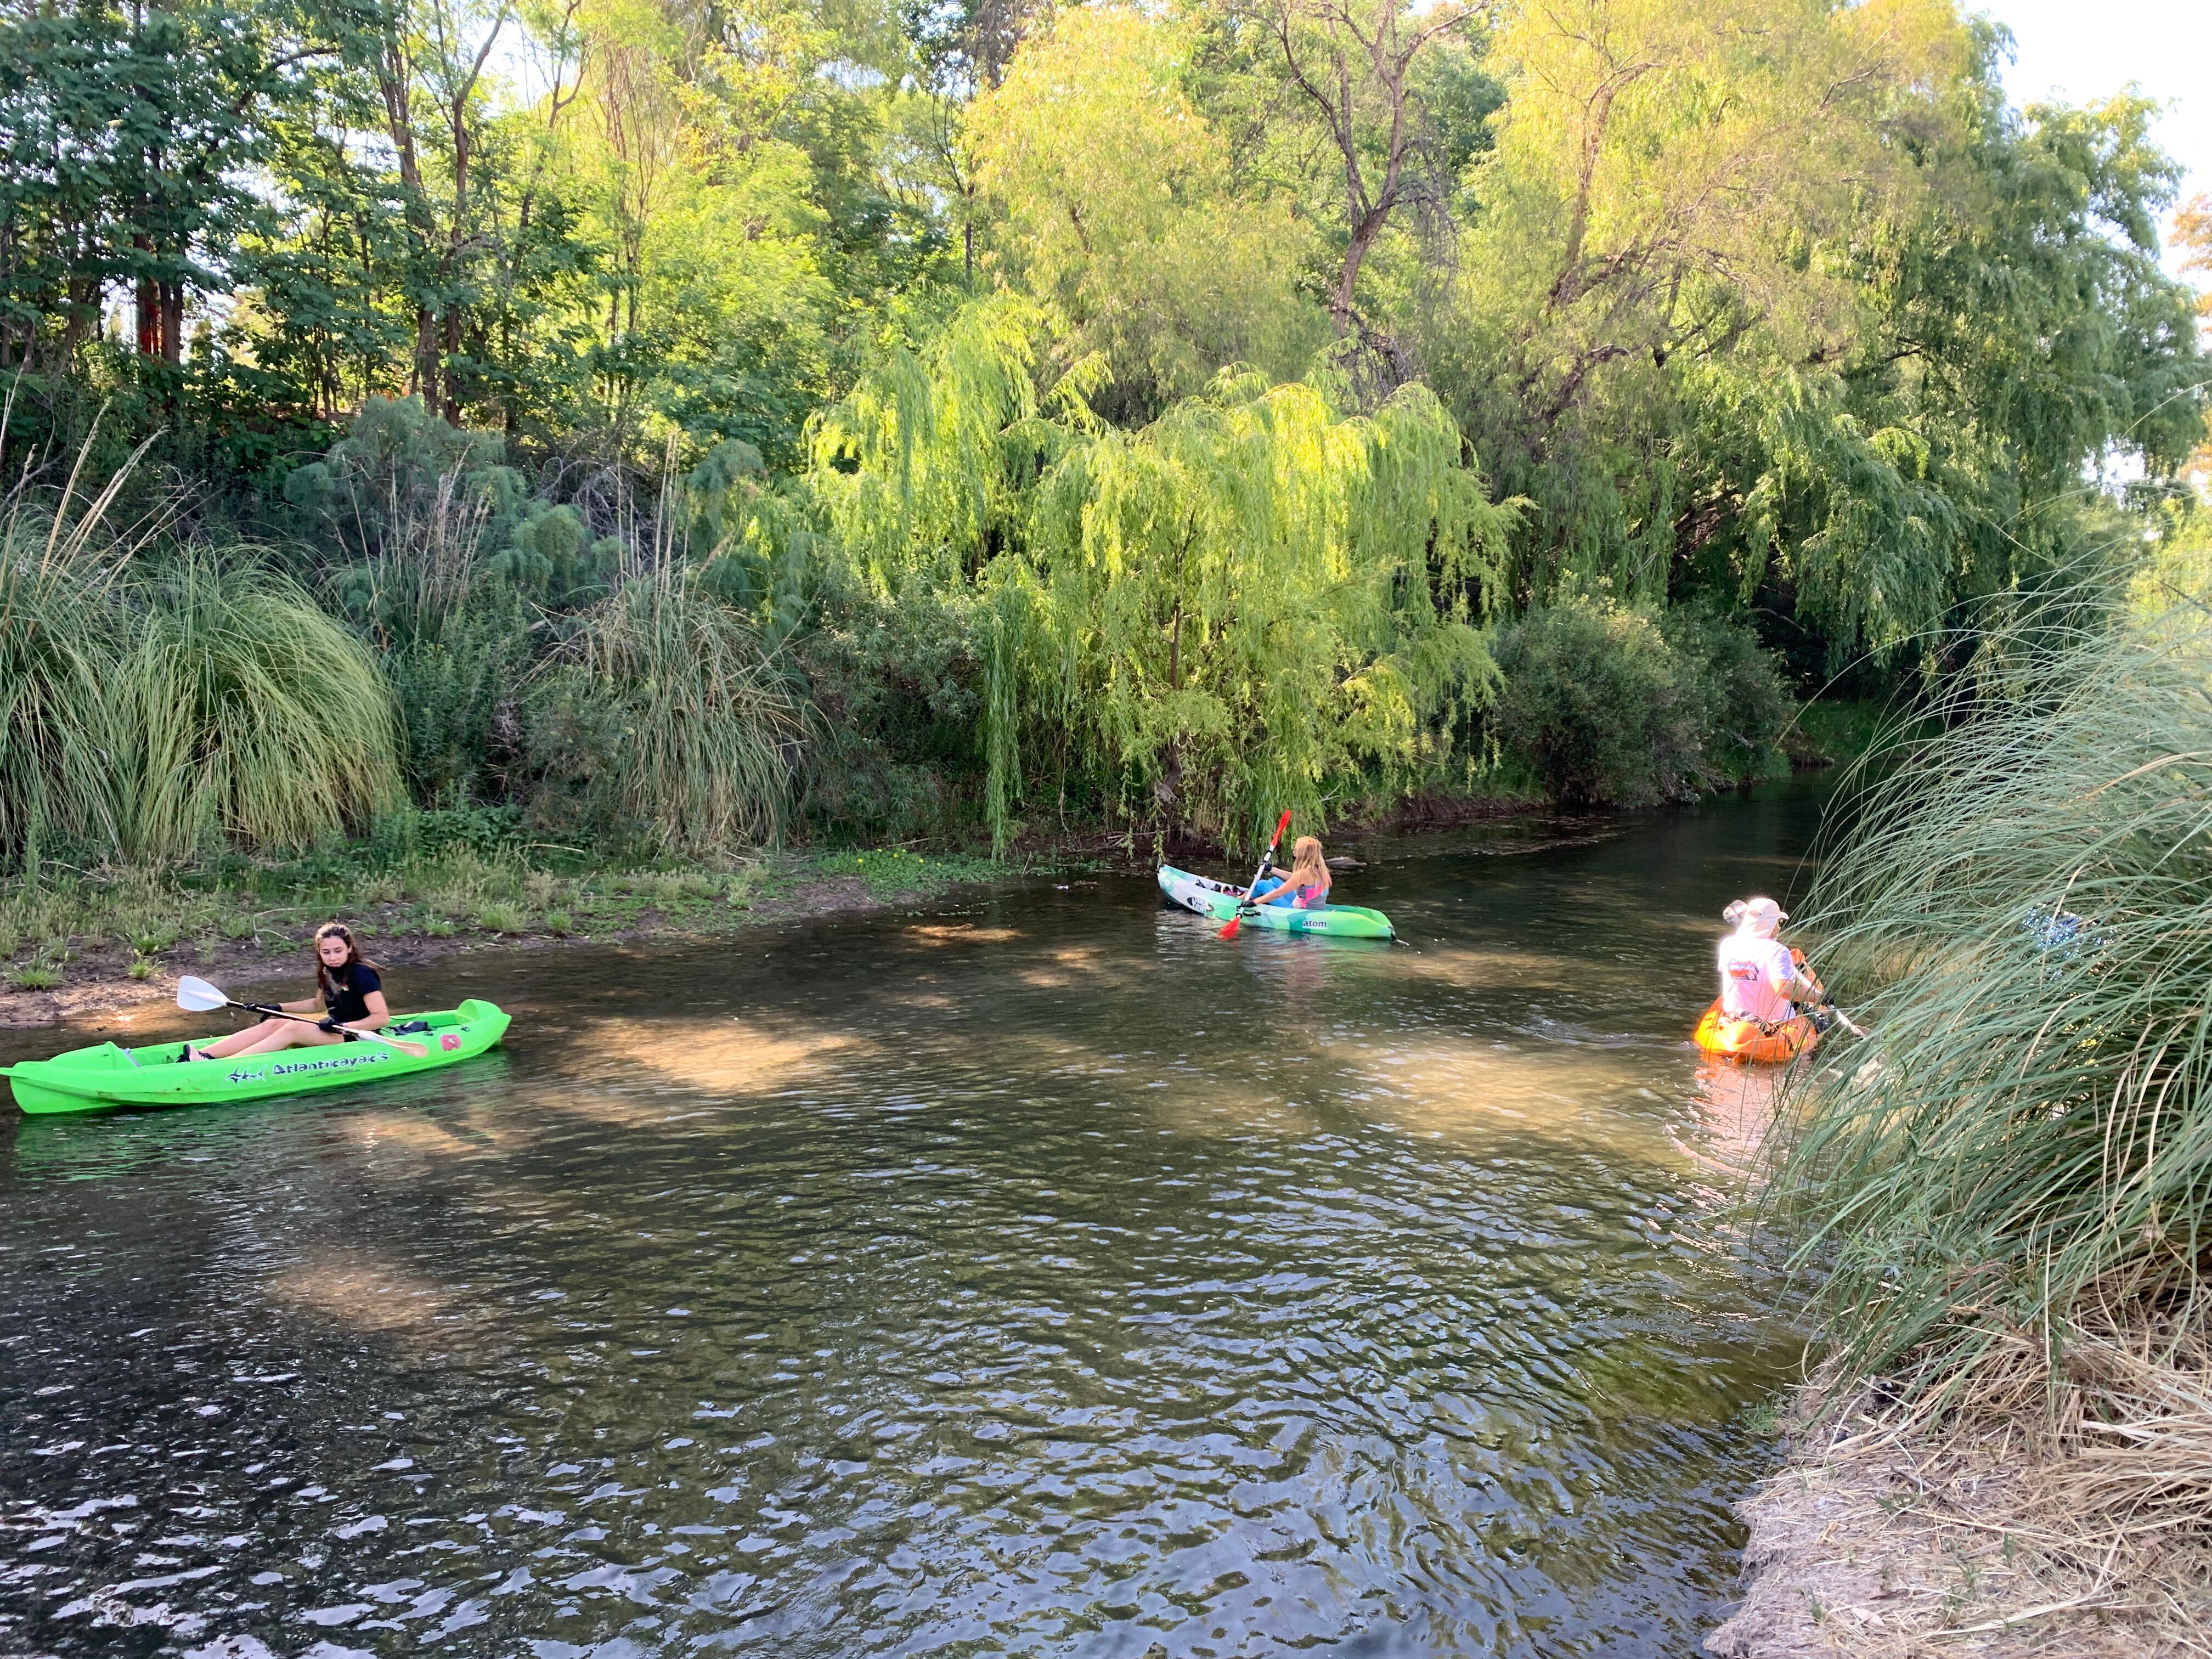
left=1218, top=810, right=1296, bottom=941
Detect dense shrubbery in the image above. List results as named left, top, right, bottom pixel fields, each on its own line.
left=1489, top=592, right=1790, bottom=806
left=0, top=0, right=2200, bottom=867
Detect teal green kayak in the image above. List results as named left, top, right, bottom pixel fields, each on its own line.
left=1156, top=865, right=1395, bottom=939
left=2, top=1000, right=510, bottom=1116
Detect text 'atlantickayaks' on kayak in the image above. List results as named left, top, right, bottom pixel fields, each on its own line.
left=2, top=1000, right=511, bottom=1116
left=1156, top=866, right=1395, bottom=939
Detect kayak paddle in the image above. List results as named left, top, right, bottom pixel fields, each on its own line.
left=1219, top=809, right=1295, bottom=940
left=176, top=974, right=430, bottom=1059
left=1817, top=994, right=1871, bottom=1040
left=1787, top=950, right=1870, bottom=1039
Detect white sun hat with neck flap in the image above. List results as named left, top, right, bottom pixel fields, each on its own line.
left=1724, top=896, right=1788, bottom=936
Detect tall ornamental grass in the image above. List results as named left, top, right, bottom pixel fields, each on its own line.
left=0, top=489, right=128, bottom=864
left=0, top=445, right=404, bottom=867
left=546, top=568, right=807, bottom=855
left=1778, top=600, right=2212, bottom=1412
left=117, top=556, right=403, bottom=863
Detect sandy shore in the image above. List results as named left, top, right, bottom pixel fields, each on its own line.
left=1708, top=1379, right=2212, bottom=1657
left=0, top=867, right=941, bottom=1031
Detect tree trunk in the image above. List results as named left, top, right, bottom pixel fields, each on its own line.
left=134, top=227, right=158, bottom=356
left=160, top=280, right=184, bottom=365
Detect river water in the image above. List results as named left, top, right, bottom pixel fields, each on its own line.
left=0, top=782, right=1830, bottom=1659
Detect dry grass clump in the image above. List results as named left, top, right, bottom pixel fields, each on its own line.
left=1711, top=1355, right=2212, bottom=1658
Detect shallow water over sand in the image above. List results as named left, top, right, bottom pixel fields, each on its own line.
left=0, top=784, right=1825, bottom=1657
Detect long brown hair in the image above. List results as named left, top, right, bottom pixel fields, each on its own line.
left=1286, top=835, right=1328, bottom=889
left=314, top=922, right=380, bottom=995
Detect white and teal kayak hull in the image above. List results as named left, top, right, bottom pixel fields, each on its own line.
left=1156, top=866, right=1395, bottom=940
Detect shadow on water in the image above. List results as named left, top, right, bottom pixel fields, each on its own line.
left=0, top=778, right=1835, bottom=1657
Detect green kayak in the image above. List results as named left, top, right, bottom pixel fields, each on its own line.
left=1156, top=865, right=1395, bottom=939
left=2, top=999, right=510, bottom=1116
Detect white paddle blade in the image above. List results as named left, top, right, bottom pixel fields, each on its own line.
left=175, top=975, right=229, bottom=1013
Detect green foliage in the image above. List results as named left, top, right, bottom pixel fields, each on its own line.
left=1661, top=603, right=1793, bottom=782
left=1787, top=698, right=1938, bottom=767
left=794, top=579, right=991, bottom=840
left=966, top=5, right=1325, bottom=421
left=1, top=0, right=2204, bottom=857
left=1011, top=373, right=1514, bottom=844
left=1490, top=591, right=1788, bottom=805
left=0, top=482, right=128, bottom=867
left=808, top=845, right=1002, bottom=899
left=1444, top=0, right=2204, bottom=668
left=114, top=553, right=404, bottom=861
left=0, top=458, right=404, bottom=870
left=1774, top=600, right=2212, bottom=1397
left=816, top=300, right=1520, bottom=848
left=683, top=439, right=820, bottom=646
left=0, top=0, right=303, bottom=369
left=531, top=569, right=807, bottom=855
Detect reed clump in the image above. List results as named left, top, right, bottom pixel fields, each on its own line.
left=538, top=567, right=807, bottom=856
left=0, top=450, right=405, bottom=870
left=117, top=554, right=404, bottom=862
left=1771, top=593, right=2212, bottom=1551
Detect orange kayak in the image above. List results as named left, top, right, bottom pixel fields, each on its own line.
left=1693, top=999, right=1819, bottom=1065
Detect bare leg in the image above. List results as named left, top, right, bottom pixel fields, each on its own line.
left=225, top=1022, right=347, bottom=1058
left=196, top=1018, right=291, bottom=1060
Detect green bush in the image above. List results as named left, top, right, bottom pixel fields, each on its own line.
left=527, top=569, right=806, bottom=855
left=1489, top=594, right=1692, bottom=806
left=1489, top=592, right=1788, bottom=806
left=381, top=588, right=537, bottom=803
left=793, top=582, right=990, bottom=840
left=116, top=553, right=405, bottom=861
left=1661, top=602, right=1792, bottom=785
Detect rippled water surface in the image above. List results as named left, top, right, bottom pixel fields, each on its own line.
left=0, top=786, right=1830, bottom=1658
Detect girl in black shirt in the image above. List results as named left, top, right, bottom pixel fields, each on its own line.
left=183, top=923, right=392, bottom=1063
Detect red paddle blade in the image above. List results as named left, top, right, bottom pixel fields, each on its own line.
left=1217, top=914, right=1242, bottom=940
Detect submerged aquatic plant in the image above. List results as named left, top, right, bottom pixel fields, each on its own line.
left=1775, top=595, right=2212, bottom=1403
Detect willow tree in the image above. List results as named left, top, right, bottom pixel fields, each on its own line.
left=1015, top=372, right=1515, bottom=844
left=806, top=294, right=1061, bottom=591
left=1429, top=0, right=2209, bottom=673
left=810, top=299, right=1519, bottom=849
left=964, top=4, right=1325, bottom=424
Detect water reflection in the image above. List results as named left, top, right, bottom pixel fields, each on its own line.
left=0, top=781, right=1831, bottom=1657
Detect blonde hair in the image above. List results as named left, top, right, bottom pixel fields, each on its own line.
left=1286, top=835, right=1328, bottom=888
